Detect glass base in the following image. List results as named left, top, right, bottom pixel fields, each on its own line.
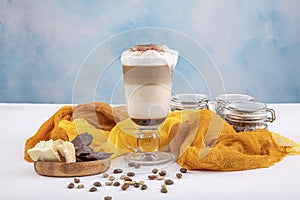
left=125, top=151, right=175, bottom=166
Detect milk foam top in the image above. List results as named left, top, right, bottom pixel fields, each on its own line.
left=121, top=44, right=178, bottom=69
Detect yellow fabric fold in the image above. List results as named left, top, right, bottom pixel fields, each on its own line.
left=24, top=103, right=300, bottom=172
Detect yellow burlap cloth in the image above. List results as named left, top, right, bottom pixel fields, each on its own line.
left=24, top=102, right=300, bottom=171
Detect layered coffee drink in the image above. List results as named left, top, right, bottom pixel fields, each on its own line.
left=121, top=44, right=178, bottom=127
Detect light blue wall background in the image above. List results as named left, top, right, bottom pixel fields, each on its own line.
left=0, top=0, right=299, bottom=103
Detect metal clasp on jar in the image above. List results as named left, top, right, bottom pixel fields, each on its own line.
left=266, top=108, right=276, bottom=122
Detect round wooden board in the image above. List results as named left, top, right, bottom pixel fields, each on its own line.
left=34, top=159, right=111, bottom=177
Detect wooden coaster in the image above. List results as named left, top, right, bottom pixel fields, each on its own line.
left=34, top=159, right=111, bottom=177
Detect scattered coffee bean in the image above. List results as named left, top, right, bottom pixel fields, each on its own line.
left=140, top=184, right=148, bottom=190
left=124, top=177, right=132, bottom=182
left=161, top=188, right=168, bottom=193
left=113, top=168, right=123, bottom=174
left=89, top=187, right=97, bottom=192
left=108, top=176, right=115, bottom=181
left=74, top=178, right=80, bottom=183
left=102, top=173, right=109, bottom=178
left=93, top=181, right=102, bottom=187
left=161, top=184, right=167, bottom=190
left=105, top=181, right=113, bottom=186
left=159, top=170, right=167, bottom=176
left=67, top=183, right=74, bottom=189
left=133, top=182, right=140, bottom=188
left=120, top=175, right=126, bottom=180
left=176, top=173, right=183, bottom=179
left=129, top=181, right=136, bottom=186
left=104, top=196, right=112, bottom=200
left=77, top=184, right=84, bottom=189
left=134, top=163, right=141, bottom=169
left=152, top=168, right=158, bottom=174
left=138, top=180, right=145, bottom=185
left=148, top=175, right=156, bottom=180
left=180, top=168, right=187, bottom=173
left=124, top=181, right=131, bottom=184
left=113, top=181, right=120, bottom=187
left=128, top=162, right=135, bottom=167
left=165, top=179, right=174, bottom=185
left=121, top=183, right=129, bottom=191
left=156, top=175, right=164, bottom=180
left=127, top=172, right=135, bottom=177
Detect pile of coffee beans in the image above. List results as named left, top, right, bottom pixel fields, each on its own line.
left=66, top=166, right=188, bottom=199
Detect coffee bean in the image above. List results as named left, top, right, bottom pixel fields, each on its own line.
left=120, top=175, right=126, bottom=180
left=134, top=182, right=140, bottom=188
left=180, top=168, right=187, bottom=173
left=113, top=181, right=120, bottom=187
left=127, top=172, right=135, bottom=177
left=159, top=170, right=167, bottom=176
left=67, top=183, right=74, bottom=189
left=129, top=181, right=136, bottom=186
left=156, top=175, right=164, bottom=180
left=74, top=178, right=80, bottom=183
left=93, top=182, right=102, bottom=187
left=165, top=179, right=174, bottom=185
left=89, top=187, right=97, bottom=192
left=77, top=184, right=84, bottom=189
left=113, top=168, right=123, bottom=174
left=161, top=188, right=168, bottom=193
left=108, top=176, right=115, bottom=181
left=121, top=183, right=129, bottom=191
left=161, top=184, right=167, bottom=190
left=152, top=168, right=158, bottom=174
left=105, top=181, right=113, bottom=186
left=128, top=162, right=135, bottom=167
left=124, top=181, right=131, bottom=185
left=134, top=163, right=141, bottom=169
left=138, top=180, right=145, bottom=185
left=176, top=173, right=183, bottom=179
left=124, top=177, right=132, bottom=182
left=141, top=184, right=148, bottom=190
left=104, top=196, right=112, bottom=200
left=148, top=175, right=156, bottom=180
left=102, top=173, right=109, bottom=178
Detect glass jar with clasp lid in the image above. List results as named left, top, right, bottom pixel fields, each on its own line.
left=170, top=94, right=209, bottom=111
left=215, top=94, right=254, bottom=117
left=223, top=101, right=276, bottom=132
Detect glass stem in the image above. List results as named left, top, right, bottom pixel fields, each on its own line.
left=137, top=126, right=160, bottom=156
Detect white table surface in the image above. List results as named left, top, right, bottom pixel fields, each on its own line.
left=0, top=103, right=299, bottom=200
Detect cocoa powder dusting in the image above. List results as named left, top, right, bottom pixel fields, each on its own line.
left=130, top=44, right=164, bottom=52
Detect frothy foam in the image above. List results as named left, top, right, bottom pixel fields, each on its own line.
left=121, top=44, right=178, bottom=69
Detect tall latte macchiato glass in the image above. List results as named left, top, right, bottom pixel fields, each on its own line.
left=121, top=44, right=178, bottom=166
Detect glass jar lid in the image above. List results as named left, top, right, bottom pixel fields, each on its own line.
left=224, top=101, right=276, bottom=123
left=216, top=94, right=254, bottom=104
left=227, top=101, right=266, bottom=113
left=170, top=94, right=209, bottom=110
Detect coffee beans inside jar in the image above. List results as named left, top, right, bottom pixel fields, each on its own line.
left=222, top=101, right=276, bottom=132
